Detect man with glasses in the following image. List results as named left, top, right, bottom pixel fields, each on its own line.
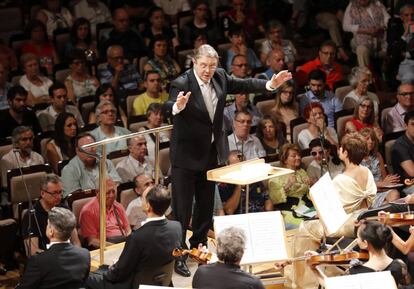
left=296, top=40, right=344, bottom=90
left=21, top=175, right=81, bottom=256
left=224, top=93, right=262, bottom=134
left=385, top=82, right=414, bottom=133
left=226, top=54, right=255, bottom=105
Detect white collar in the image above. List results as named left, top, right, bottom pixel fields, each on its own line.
left=46, top=240, right=70, bottom=249
left=141, top=215, right=165, bottom=226
left=193, top=68, right=211, bottom=86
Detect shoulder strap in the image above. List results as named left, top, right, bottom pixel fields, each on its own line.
left=113, top=206, right=126, bottom=237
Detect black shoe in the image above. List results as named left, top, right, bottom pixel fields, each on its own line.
left=174, top=260, right=191, bottom=277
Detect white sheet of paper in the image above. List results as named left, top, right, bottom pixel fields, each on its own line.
left=214, top=211, right=288, bottom=265
left=325, top=271, right=397, bottom=289
left=310, top=173, right=348, bottom=235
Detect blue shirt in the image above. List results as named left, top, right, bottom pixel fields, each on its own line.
left=0, top=82, right=12, bottom=110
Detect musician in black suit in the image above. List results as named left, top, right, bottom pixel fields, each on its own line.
left=166, top=44, right=292, bottom=276
left=16, top=207, right=90, bottom=289
left=86, top=185, right=182, bottom=289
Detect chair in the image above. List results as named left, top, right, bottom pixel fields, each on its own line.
left=256, top=99, right=274, bottom=116
left=117, top=181, right=135, bottom=210
left=78, top=123, right=98, bottom=133
left=290, top=117, right=307, bottom=144
left=57, top=159, right=69, bottom=176
left=301, top=155, right=313, bottom=170
left=132, top=260, right=174, bottom=288
left=139, top=56, right=149, bottom=76
left=0, top=137, right=12, bottom=160
left=128, top=115, right=148, bottom=132
left=67, top=189, right=96, bottom=210
left=334, top=110, right=353, bottom=141
left=334, top=85, right=353, bottom=104
left=53, top=63, right=70, bottom=83
left=126, top=94, right=139, bottom=118
left=383, top=131, right=405, bottom=174
left=108, top=149, right=129, bottom=167
left=77, top=95, right=95, bottom=124
left=96, top=22, right=113, bottom=49
left=380, top=106, right=392, bottom=130
left=35, top=131, right=53, bottom=160
left=176, top=48, right=193, bottom=70
left=217, top=42, right=232, bottom=67
left=53, top=28, right=71, bottom=60
left=177, top=10, right=193, bottom=38
left=159, top=148, right=171, bottom=176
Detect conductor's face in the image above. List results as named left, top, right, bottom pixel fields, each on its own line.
left=193, top=56, right=218, bottom=83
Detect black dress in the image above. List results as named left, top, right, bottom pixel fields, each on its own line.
left=349, top=259, right=405, bottom=286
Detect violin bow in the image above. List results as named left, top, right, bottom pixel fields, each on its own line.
left=326, top=236, right=344, bottom=253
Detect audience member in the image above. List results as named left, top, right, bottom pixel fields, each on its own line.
left=73, top=0, right=111, bottom=38
left=80, top=177, right=130, bottom=248
left=89, top=84, right=127, bottom=127
left=19, top=53, right=53, bottom=106
left=144, top=35, right=181, bottom=89
left=0, top=63, right=12, bottom=110
left=343, top=0, right=390, bottom=68
left=184, top=32, right=208, bottom=70
left=36, top=0, right=73, bottom=39
left=65, top=48, right=99, bottom=104
left=224, top=93, right=262, bottom=133
left=296, top=41, right=344, bottom=90
left=21, top=20, right=59, bottom=76
left=16, top=207, right=89, bottom=289
left=384, top=82, right=414, bottom=133
left=298, top=102, right=338, bottom=149
left=126, top=174, right=154, bottom=230
left=257, top=49, right=286, bottom=81
left=133, top=70, right=168, bottom=116
left=228, top=110, right=266, bottom=160
left=37, top=82, right=84, bottom=132
left=90, top=100, right=130, bottom=154
left=99, top=8, right=146, bottom=61
left=46, top=112, right=78, bottom=173
left=260, top=21, right=296, bottom=70
left=298, top=69, right=343, bottom=127
left=226, top=54, right=254, bottom=105
left=391, top=111, right=414, bottom=194
left=218, top=151, right=273, bottom=214
left=64, top=18, right=98, bottom=61
left=153, top=0, right=191, bottom=22
left=343, top=67, right=379, bottom=116
left=0, top=40, right=18, bottom=72
left=61, top=133, right=121, bottom=197
left=256, top=116, right=286, bottom=158
left=398, top=38, right=414, bottom=83
left=0, top=86, right=41, bottom=138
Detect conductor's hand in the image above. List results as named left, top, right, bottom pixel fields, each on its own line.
left=269, top=70, right=292, bottom=90
left=176, top=91, right=191, bottom=111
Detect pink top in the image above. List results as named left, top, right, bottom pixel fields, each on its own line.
left=79, top=197, right=130, bottom=239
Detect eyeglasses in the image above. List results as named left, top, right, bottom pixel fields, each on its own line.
left=235, top=119, right=252, bottom=125
left=44, top=190, right=63, bottom=197
left=311, top=150, right=324, bottom=156
left=101, top=109, right=116, bottom=115
left=20, top=136, right=34, bottom=141
left=359, top=104, right=372, bottom=109
left=232, top=63, right=249, bottom=68
left=281, top=90, right=294, bottom=95
left=398, top=91, right=414, bottom=97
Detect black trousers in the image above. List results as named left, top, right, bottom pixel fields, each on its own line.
left=171, top=144, right=217, bottom=249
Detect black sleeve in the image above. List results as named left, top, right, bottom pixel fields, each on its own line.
left=15, top=255, right=42, bottom=289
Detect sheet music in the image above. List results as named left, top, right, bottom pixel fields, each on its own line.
left=325, top=271, right=397, bottom=289
left=309, top=173, right=348, bottom=235
left=91, top=246, right=124, bottom=265
left=214, top=211, right=288, bottom=265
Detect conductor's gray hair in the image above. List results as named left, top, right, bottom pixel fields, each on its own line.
left=193, top=44, right=219, bottom=60
left=48, top=207, right=76, bottom=241
left=216, top=227, right=246, bottom=264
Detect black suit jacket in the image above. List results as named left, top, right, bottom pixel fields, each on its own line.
left=16, top=243, right=90, bottom=289
left=166, top=68, right=268, bottom=170
left=104, top=219, right=181, bottom=285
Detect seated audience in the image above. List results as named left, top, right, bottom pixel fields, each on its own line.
left=90, top=100, right=131, bottom=154
left=0, top=63, right=12, bottom=110
left=256, top=116, right=286, bottom=158
left=345, top=97, right=383, bottom=141
left=343, top=67, right=380, bottom=116
left=298, top=69, right=343, bottom=127
left=296, top=41, right=344, bottom=90
left=80, top=177, right=131, bottom=248
left=228, top=110, right=266, bottom=161
left=219, top=151, right=273, bottom=214
left=153, top=0, right=191, bottom=22
left=21, top=20, right=59, bottom=76
left=116, top=136, right=158, bottom=183
left=184, top=32, right=208, bottom=70
left=37, top=82, right=84, bottom=132
left=298, top=102, right=338, bottom=150
left=391, top=111, right=414, bottom=195
left=126, top=174, right=154, bottom=230
left=73, top=0, right=111, bottom=38
left=36, top=0, right=73, bottom=38
left=226, top=54, right=255, bottom=105
left=270, top=82, right=299, bottom=139
left=85, top=185, right=181, bottom=288
left=224, top=93, right=262, bottom=133
left=19, top=53, right=53, bottom=106
left=268, top=143, right=312, bottom=229
left=61, top=133, right=121, bottom=197
left=384, top=82, right=414, bottom=134
left=46, top=112, right=78, bottom=173
left=21, top=175, right=80, bottom=256
left=143, top=35, right=181, bottom=90
left=226, top=25, right=261, bottom=73
left=65, top=48, right=99, bottom=104
left=193, top=226, right=265, bottom=289
left=0, top=85, right=41, bottom=138
left=132, top=70, right=168, bottom=116
left=306, top=138, right=343, bottom=183
left=257, top=48, right=286, bottom=81
left=260, top=21, right=296, bottom=70
left=16, top=207, right=89, bottom=289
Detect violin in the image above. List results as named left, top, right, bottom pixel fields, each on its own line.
left=376, top=212, right=414, bottom=227
left=172, top=248, right=212, bottom=264
left=405, top=178, right=414, bottom=186
left=307, top=250, right=369, bottom=266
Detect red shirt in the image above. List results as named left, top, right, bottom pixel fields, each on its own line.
left=350, top=117, right=373, bottom=131
left=296, top=58, right=344, bottom=90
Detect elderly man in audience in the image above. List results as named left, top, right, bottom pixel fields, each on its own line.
left=132, top=70, right=168, bottom=116
left=226, top=54, right=255, bottom=105
left=224, top=93, right=262, bottom=134
left=228, top=110, right=266, bottom=161
left=86, top=185, right=181, bottom=289
left=37, top=82, right=84, bottom=132
left=298, top=69, right=343, bottom=127
left=0, top=63, right=12, bottom=110
left=116, top=135, right=160, bottom=183
left=0, top=85, right=41, bottom=138
left=80, top=177, right=130, bottom=248
left=296, top=41, right=344, bottom=90
left=61, top=133, right=121, bottom=198
left=392, top=111, right=414, bottom=195
left=257, top=49, right=286, bottom=81
left=193, top=226, right=265, bottom=289
left=90, top=100, right=131, bottom=154
left=126, top=173, right=154, bottom=230
left=21, top=175, right=81, bottom=257
left=384, top=83, right=414, bottom=134
left=16, top=207, right=89, bottom=289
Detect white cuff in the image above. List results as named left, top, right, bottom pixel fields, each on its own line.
left=266, top=80, right=276, bottom=91
left=172, top=102, right=184, bottom=115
